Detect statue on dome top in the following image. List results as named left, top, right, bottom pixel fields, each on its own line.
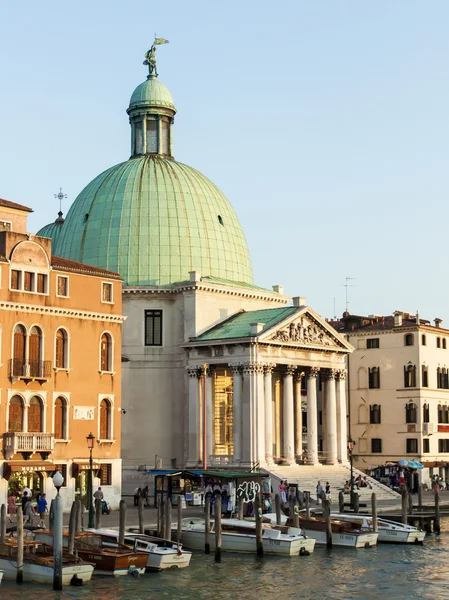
left=143, top=37, right=169, bottom=79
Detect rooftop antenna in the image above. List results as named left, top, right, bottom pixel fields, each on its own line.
left=54, top=187, right=67, bottom=218
left=342, top=277, right=356, bottom=313
left=333, top=297, right=336, bottom=320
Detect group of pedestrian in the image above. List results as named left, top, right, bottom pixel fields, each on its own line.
left=133, top=485, right=150, bottom=507
left=315, top=480, right=332, bottom=504
left=7, top=487, right=48, bottom=525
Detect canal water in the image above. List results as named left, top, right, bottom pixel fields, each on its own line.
left=3, top=526, right=449, bottom=599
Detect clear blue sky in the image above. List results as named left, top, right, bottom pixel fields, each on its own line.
left=1, top=1, right=449, bottom=322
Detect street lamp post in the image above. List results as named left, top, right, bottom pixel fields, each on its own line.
left=347, top=435, right=355, bottom=507
left=52, top=470, right=64, bottom=591
left=86, top=432, right=95, bottom=528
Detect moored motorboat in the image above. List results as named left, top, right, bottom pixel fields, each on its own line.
left=0, top=539, right=94, bottom=585
left=180, top=518, right=315, bottom=555
left=329, top=513, right=426, bottom=544
left=34, top=530, right=147, bottom=576
left=86, top=528, right=192, bottom=570
left=265, top=513, right=378, bottom=549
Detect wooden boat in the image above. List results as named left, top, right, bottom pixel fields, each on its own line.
left=265, top=513, right=378, bottom=549
left=330, top=513, right=426, bottom=544
left=0, top=539, right=94, bottom=585
left=86, top=528, right=192, bottom=571
left=34, top=530, right=147, bottom=576
left=180, top=518, right=315, bottom=556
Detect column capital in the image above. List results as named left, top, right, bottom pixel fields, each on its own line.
left=241, top=362, right=264, bottom=375
left=284, top=365, right=296, bottom=377
left=306, top=367, right=320, bottom=379
left=229, top=362, right=242, bottom=375
left=324, top=368, right=338, bottom=380
left=294, top=370, right=305, bottom=382
left=263, top=363, right=276, bottom=375
left=186, top=367, right=201, bottom=379
left=336, top=369, right=347, bottom=381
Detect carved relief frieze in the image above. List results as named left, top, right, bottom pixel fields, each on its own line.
left=269, top=316, right=339, bottom=348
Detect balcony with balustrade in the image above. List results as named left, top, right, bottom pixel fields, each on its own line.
left=2, top=432, right=55, bottom=460
left=9, top=359, right=52, bottom=383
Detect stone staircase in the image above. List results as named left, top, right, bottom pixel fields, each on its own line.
left=265, top=464, right=401, bottom=503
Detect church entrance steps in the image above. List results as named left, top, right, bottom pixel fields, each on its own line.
left=264, top=464, right=401, bottom=502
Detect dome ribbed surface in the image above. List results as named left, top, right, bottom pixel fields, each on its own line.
left=36, top=219, right=64, bottom=247
left=53, top=156, right=253, bottom=286
left=129, top=78, right=175, bottom=110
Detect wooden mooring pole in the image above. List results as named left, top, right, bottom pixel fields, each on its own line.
left=238, top=501, right=244, bottom=521
left=0, top=504, right=6, bottom=544
left=205, top=496, right=211, bottom=554
left=255, top=496, right=263, bottom=558
left=323, top=499, right=332, bottom=549
left=408, top=492, right=413, bottom=515
left=95, top=498, right=102, bottom=529
left=119, top=499, right=127, bottom=546
left=68, top=501, right=76, bottom=555
left=214, top=496, right=222, bottom=562
left=157, top=497, right=162, bottom=537
left=75, top=498, right=81, bottom=533
left=177, top=495, right=183, bottom=548
left=434, top=491, right=441, bottom=534
left=338, top=491, right=344, bottom=513
left=371, top=493, right=378, bottom=533
left=352, top=492, right=359, bottom=514
left=401, top=490, right=408, bottom=525
left=275, top=494, right=281, bottom=525
left=305, top=492, right=311, bottom=519
left=138, top=496, right=145, bottom=535
left=16, top=506, right=23, bottom=584
left=418, top=484, right=423, bottom=508
left=49, top=499, right=55, bottom=532
left=289, top=496, right=295, bottom=524
left=166, top=498, right=172, bottom=541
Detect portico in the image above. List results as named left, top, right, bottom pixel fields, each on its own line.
left=185, top=304, right=353, bottom=469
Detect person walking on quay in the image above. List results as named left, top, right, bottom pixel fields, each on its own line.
left=23, top=497, right=35, bottom=525
left=279, top=480, right=287, bottom=504
left=37, top=493, right=48, bottom=527
left=133, top=486, right=142, bottom=506
left=21, top=491, right=29, bottom=512
left=93, top=487, right=104, bottom=502
left=316, top=480, right=323, bottom=505
left=141, top=485, right=150, bottom=507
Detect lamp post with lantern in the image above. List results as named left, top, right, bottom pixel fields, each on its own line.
left=52, top=470, right=64, bottom=590
left=347, top=435, right=356, bottom=507
left=86, top=432, right=96, bottom=528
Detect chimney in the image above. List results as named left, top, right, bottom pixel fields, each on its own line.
left=394, top=311, right=403, bottom=327
left=250, top=322, right=265, bottom=335
left=272, top=285, right=284, bottom=295
left=292, top=296, right=306, bottom=307
left=189, top=271, right=201, bottom=282
left=434, top=318, right=442, bottom=328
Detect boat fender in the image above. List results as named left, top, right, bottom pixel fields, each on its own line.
left=414, top=538, right=424, bottom=546
left=128, top=566, right=141, bottom=578
left=364, top=542, right=370, bottom=549
left=70, top=575, right=84, bottom=586
left=299, top=548, right=310, bottom=556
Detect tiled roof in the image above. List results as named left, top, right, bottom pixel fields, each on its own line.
left=193, top=307, right=297, bottom=341
left=329, top=313, right=443, bottom=334
left=51, top=255, right=121, bottom=280
left=0, top=198, right=33, bottom=213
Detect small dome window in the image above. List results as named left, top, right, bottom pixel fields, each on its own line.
left=218, top=215, right=224, bottom=226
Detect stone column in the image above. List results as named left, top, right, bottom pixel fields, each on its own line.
left=186, top=368, right=200, bottom=466
left=306, top=367, right=320, bottom=465
left=206, top=369, right=213, bottom=463
left=23, top=403, right=28, bottom=434
left=264, top=364, right=275, bottom=465
left=142, top=116, right=147, bottom=154
left=325, top=369, right=338, bottom=465
left=283, top=366, right=296, bottom=465
left=230, top=364, right=242, bottom=464
left=294, top=372, right=304, bottom=461
left=336, top=369, right=348, bottom=463
left=256, top=366, right=265, bottom=465
left=241, top=363, right=264, bottom=467
left=157, top=116, right=163, bottom=153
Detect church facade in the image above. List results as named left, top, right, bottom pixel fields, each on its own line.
left=37, top=47, right=353, bottom=476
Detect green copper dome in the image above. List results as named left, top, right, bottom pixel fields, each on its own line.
left=46, top=48, right=253, bottom=287
left=36, top=212, right=65, bottom=247
left=54, top=155, right=253, bottom=286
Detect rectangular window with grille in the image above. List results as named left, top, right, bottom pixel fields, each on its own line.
left=371, top=438, right=382, bottom=453
left=367, top=338, right=380, bottom=349
left=99, top=463, right=112, bottom=486
left=37, top=273, right=46, bottom=293
left=102, top=282, right=113, bottom=303
left=368, top=367, right=380, bottom=389
left=57, top=276, right=69, bottom=297
left=406, top=438, right=418, bottom=453
left=423, top=439, right=430, bottom=453
left=439, top=439, right=449, bottom=453
left=11, top=269, right=20, bottom=290
left=145, top=310, right=163, bottom=346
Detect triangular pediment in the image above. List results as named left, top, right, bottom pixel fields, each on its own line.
left=259, top=307, right=353, bottom=353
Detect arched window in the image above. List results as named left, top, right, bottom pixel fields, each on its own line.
left=422, top=365, right=429, bottom=387
left=8, top=395, right=24, bottom=432
left=423, top=403, right=430, bottom=424
left=28, top=396, right=43, bottom=432
left=404, top=334, right=414, bottom=346
left=370, top=404, right=381, bottom=424
left=100, top=333, right=112, bottom=372
left=368, top=367, right=380, bottom=389
left=438, top=404, right=444, bottom=423
left=405, top=402, right=417, bottom=424
left=29, top=326, right=42, bottom=377
left=422, top=334, right=427, bottom=346
left=440, top=404, right=449, bottom=424
left=358, top=404, right=368, bottom=424
left=54, top=396, right=67, bottom=439
left=404, top=364, right=416, bottom=388
left=12, top=324, right=26, bottom=377
left=444, top=339, right=447, bottom=350
left=55, top=329, right=68, bottom=369
left=437, top=367, right=442, bottom=389
left=100, top=399, right=111, bottom=439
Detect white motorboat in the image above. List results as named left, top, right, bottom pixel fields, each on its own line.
left=180, top=518, right=315, bottom=556
left=264, top=513, right=378, bottom=549
left=0, top=539, right=94, bottom=585
left=86, top=528, right=192, bottom=570
left=330, top=513, right=426, bottom=544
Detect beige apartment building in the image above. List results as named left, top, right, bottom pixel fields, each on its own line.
left=331, top=311, right=449, bottom=484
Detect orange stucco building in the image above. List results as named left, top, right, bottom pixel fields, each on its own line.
left=0, top=198, right=124, bottom=510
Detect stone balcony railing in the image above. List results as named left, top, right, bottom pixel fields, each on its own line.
left=2, top=432, right=55, bottom=460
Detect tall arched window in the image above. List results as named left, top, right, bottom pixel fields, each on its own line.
left=370, top=404, right=381, bottom=424
left=12, top=324, right=26, bottom=377
left=54, top=396, right=67, bottom=439
left=404, top=364, right=416, bottom=388
left=439, top=404, right=449, bottom=424
left=100, top=399, right=111, bottom=439
left=423, top=403, right=430, bottom=423
left=8, top=395, right=24, bottom=432
left=100, top=333, right=112, bottom=372
left=55, top=329, right=68, bottom=369
left=29, top=326, right=42, bottom=377
left=28, top=396, right=43, bottom=432
left=405, top=402, right=417, bottom=424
